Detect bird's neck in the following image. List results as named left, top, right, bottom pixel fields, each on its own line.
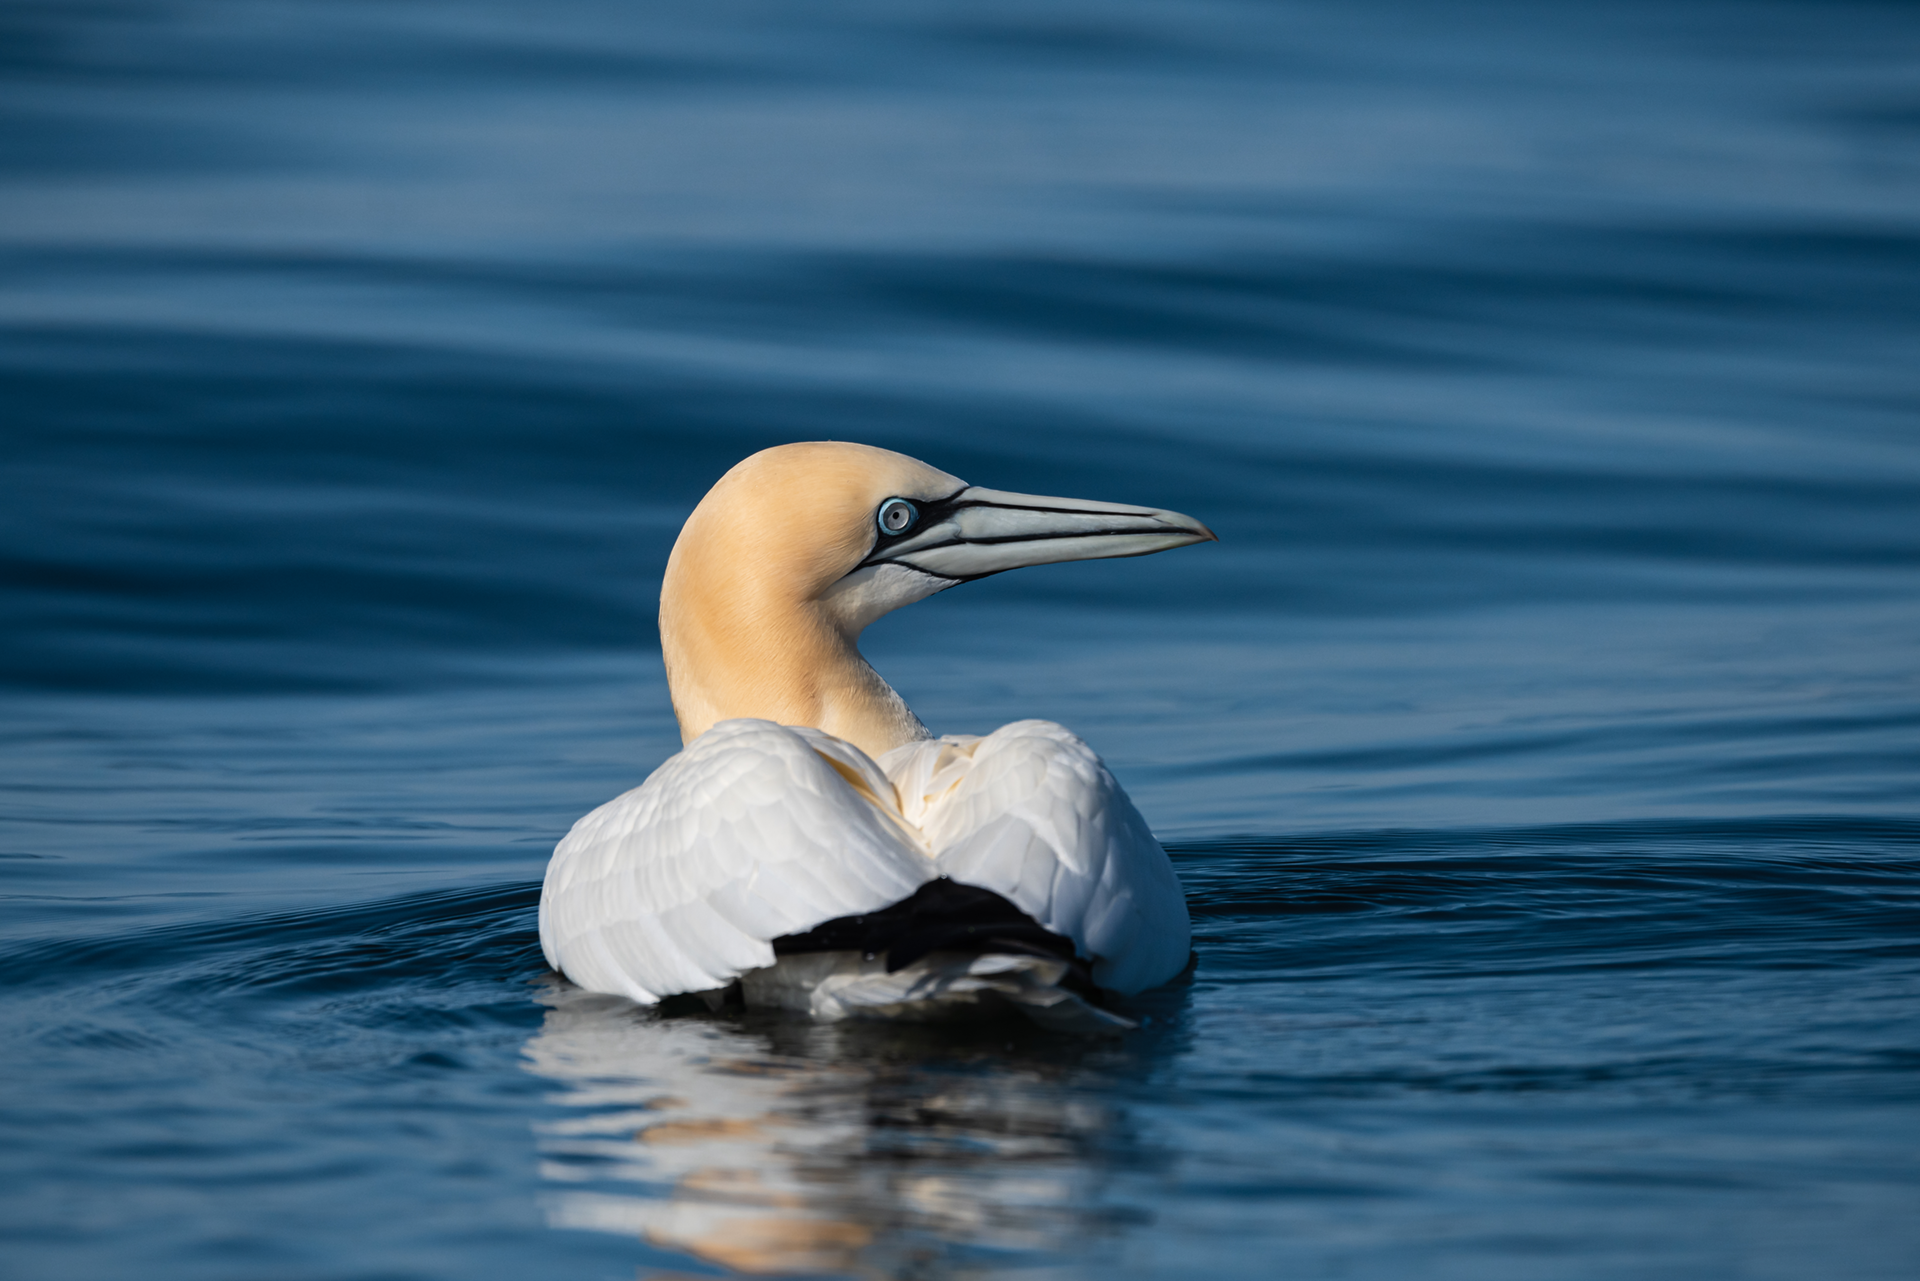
left=659, top=575, right=929, bottom=762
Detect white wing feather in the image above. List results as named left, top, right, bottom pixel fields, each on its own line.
left=539, top=719, right=935, bottom=1003
left=541, top=717, right=1191, bottom=1006
left=881, top=720, right=1192, bottom=995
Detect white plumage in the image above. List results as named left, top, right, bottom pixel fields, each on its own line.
left=886, top=720, right=1192, bottom=994
left=539, top=719, right=930, bottom=1004
left=541, top=718, right=1191, bottom=1005
left=538, top=442, right=1213, bottom=1028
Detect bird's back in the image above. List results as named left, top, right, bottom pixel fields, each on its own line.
left=539, top=718, right=1192, bottom=1025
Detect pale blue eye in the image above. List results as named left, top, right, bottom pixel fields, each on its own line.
left=877, top=498, right=917, bottom=535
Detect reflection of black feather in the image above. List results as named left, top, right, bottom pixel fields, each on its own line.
left=772, top=878, right=1104, bottom=999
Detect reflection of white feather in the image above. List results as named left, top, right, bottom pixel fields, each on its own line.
left=540, top=718, right=1191, bottom=1017
left=524, top=981, right=1130, bottom=1274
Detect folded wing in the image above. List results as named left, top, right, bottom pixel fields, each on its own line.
left=882, top=720, right=1192, bottom=995
left=540, top=719, right=936, bottom=1003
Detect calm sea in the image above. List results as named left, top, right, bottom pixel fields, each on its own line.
left=3, top=1, right=1917, bottom=1277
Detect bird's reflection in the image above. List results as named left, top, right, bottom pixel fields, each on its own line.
left=522, top=978, right=1180, bottom=1277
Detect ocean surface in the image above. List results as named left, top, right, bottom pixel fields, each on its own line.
left=3, top=1, right=1918, bottom=1277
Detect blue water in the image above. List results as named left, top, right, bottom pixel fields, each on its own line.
left=3, top=0, right=1918, bottom=1276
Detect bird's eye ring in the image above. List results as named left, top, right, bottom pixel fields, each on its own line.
left=876, top=498, right=918, bottom=536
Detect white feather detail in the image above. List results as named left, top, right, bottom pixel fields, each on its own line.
left=881, top=721, right=1192, bottom=995
left=539, top=717, right=1191, bottom=1007
left=739, top=950, right=1136, bottom=1033
left=539, top=719, right=935, bottom=1003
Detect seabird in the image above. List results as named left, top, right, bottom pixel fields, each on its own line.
left=539, top=442, right=1215, bottom=1031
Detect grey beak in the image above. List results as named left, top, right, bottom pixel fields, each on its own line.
left=864, top=486, right=1216, bottom=582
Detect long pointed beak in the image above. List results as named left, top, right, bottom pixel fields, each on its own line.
left=863, top=486, right=1216, bottom=582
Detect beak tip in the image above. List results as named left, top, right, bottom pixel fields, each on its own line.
left=1166, top=513, right=1217, bottom=545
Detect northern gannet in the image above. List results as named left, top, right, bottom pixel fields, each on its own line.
left=539, top=442, right=1215, bottom=1031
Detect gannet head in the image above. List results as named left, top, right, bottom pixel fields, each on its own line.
left=660, top=441, right=1215, bottom=754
